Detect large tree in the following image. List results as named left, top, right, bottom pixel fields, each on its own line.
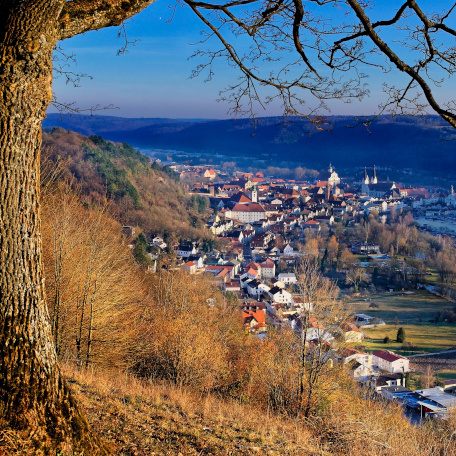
left=2, top=0, right=456, bottom=453
left=0, top=1, right=156, bottom=453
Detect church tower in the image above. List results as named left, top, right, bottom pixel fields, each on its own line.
left=251, top=185, right=258, bottom=203
left=364, top=167, right=370, bottom=185
left=329, top=162, right=333, bottom=173
left=372, top=165, right=378, bottom=184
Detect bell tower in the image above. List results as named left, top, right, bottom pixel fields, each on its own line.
left=251, top=185, right=258, bottom=203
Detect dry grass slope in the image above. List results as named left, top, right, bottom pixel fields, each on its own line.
left=59, top=363, right=322, bottom=456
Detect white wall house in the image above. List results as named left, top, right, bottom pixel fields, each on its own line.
left=372, top=350, right=410, bottom=373
left=278, top=273, right=297, bottom=285
left=176, top=245, right=197, bottom=258
left=259, top=261, right=275, bottom=279
left=267, top=286, right=293, bottom=304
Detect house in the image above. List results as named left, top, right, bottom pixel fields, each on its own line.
left=242, top=309, right=267, bottom=334
left=304, top=220, right=320, bottom=231
left=443, top=379, right=456, bottom=393
left=270, top=278, right=285, bottom=289
left=372, top=350, right=410, bottom=373
left=369, top=373, right=405, bottom=392
left=187, top=254, right=205, bottom=269
left=176, top=243, right=197, bottom=258
left=258, top=259, right=276, bottom=278
left=241, top=268, right=259, bottom=282
left=205, top=265, right=235, bottom=281
left=151, top=236, right=167, bottom=250
left=292, top=296, right=312, bottom=312
left=181, top=261, right=196, bottom=274
left=339, top=322, right=364, bottom=342
left=354, top=313, right=375, bottom=324
left=223, top=280, right=241, bottom=294
left=246, top=279, right=270, bottom=298
left=315, top=215, right=334, bottom=225
left=282, top=244, right=295, bottom=256
left=267, top=286, right=293, bottom=304
left=203, top=168, right=216, bottom=180
left=301, top=317, right=334, bottom=343
left=277, top=272, right=297, bottom=285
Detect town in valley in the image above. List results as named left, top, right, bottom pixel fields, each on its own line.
left=134, top=160, right=456, bottom=421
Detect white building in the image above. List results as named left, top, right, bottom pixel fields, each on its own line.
left=372, top=350, right=409, bottom=373
left=277, top=273, right=297, bottom=285
left=267, top=286, right=293, bottom=304
left=227, top=203, right=266, bottom=223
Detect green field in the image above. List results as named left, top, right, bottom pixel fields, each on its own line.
left=347, top=290, right=456, bottom=356
left=359, top=324, right=456, bottom=355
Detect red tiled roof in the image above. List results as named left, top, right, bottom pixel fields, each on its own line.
left=373, top=350, right=407, bottom=362
left=242, top=309, right=266, bottom=325
left=341, top=322, right=362, bottom=332
left=231, top=203, right=266, bottom=213
left=206, top=265, right=234, bottom=270
left=217, top=268, right=230, bottom=278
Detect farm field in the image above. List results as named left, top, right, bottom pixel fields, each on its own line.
left=347, top=290, right=456, bottom=356
left=359, top=324, right=456, bottom=356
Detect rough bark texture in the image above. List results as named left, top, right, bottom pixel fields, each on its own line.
left=0, top=1, right=112, bottom=453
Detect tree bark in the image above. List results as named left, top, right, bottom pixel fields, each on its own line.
left=0, top=2, right=107, bottom=453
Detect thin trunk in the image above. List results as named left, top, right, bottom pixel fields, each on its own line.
left=85, top=295, right=95, bottom=368
left=0, top=4, right=107, bottom=453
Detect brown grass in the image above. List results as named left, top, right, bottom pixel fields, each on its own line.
left=59, top=362, right=323, bottom=455
left=2, top=362, right=456, bottom=455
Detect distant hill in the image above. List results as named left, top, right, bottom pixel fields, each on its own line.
left=43, top=114, right=456, bottom=177
left=44, top=113, right=208, bottom=136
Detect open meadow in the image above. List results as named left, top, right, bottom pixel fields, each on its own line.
left=347, top=290, right=456, bottom=355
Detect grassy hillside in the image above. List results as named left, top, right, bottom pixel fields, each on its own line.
left=3, top=361, right=455, bottom=456
left=41, top=128, right=210, bottom=241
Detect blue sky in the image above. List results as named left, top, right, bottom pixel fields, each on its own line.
left=50, top=1, right=455, bottom=119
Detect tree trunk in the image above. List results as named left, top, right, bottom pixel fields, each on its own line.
left=0, top=3, right=107, bottom=453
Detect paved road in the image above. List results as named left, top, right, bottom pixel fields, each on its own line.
left=243, top=241, right=252, bottom=266
left=408, top=349, right=456, bottom=358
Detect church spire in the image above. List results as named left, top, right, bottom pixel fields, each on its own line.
left=329, top=162, right=333, bottom=173
left=372, top=165, right=378, bottom=184
left=364, top=167, right=370, bottom=185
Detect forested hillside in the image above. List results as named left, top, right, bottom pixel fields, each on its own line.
left=42, top=128, right=210, bottom=241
